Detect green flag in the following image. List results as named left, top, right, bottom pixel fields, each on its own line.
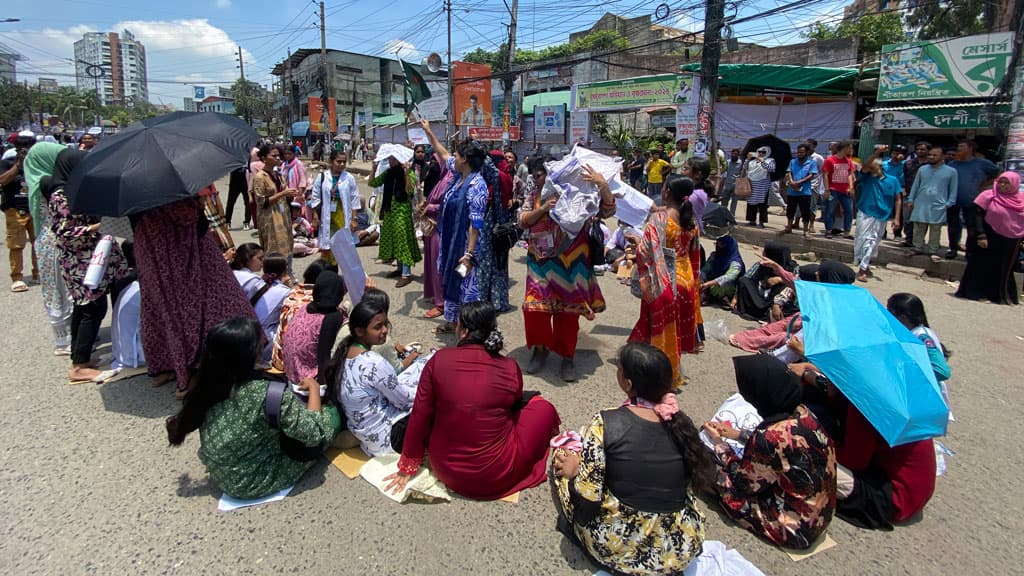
left=401, top=59, right=432, bottom=104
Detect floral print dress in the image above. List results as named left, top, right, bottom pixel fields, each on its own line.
left=338, top=350, right=419, bottom=456
left=49, top=189, right=128, bottom=305
left=714, top=404, right=837, bottom=549
left=554, top=411, right=706, bottom=576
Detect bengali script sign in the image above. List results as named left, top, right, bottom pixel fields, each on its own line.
left=878, top=33, right=1015, bottom=101
left=573, top=74, right=690, bottom=112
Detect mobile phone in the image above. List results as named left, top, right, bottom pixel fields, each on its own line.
left=456, top=263, right=469, bottom=277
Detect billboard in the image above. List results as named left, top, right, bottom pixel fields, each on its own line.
left=308, top=96, right=337, bottom=133
left=193, top=86, right=206, bottom=102
left=573, top=74, right=688, bottom=112
left=454, top=61, right=492, bottom=126
left=534, top=105, right=566, bottom=135
left=675, top=72, right=700, bottom=143
left=468, top=126, right=520, bottom=141
left=878, top=33, right=1015, bottom=101
left=872, top=104, right=1010, bottom=130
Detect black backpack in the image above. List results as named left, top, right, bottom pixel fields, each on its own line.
left=263, top=380, right=325, bottom=462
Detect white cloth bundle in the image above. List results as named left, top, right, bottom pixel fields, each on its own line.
left=374, top=143, right=414, bottom=165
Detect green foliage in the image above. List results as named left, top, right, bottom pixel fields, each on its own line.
left=232, top=78, right=271, bottom=125
left=805, top=12, right=905, bottom=55
left=905, top=0, right=991, bottom=40
left=462, top=30, right=631, bottom=72
left=0, top=80, right=31, bottom=128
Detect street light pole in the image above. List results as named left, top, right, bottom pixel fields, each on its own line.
left=502, top=0, right=518, bottom=147
left=445, top=0, right=453, bottom=142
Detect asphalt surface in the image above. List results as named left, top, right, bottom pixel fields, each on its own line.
left=1, top=176, right=1021, bottom=575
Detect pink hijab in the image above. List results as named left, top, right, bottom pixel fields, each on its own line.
left=974, top=171, right=1024, bottom=239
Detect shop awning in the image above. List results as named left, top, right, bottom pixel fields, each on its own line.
left=523, top=90, right=571, bottom=114
left=871, top=102, right=1011, bottom=130
left=679, top=63, right=863, bottom=95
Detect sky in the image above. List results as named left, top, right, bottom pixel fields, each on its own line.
left=0, top=0, right=850, bottom=107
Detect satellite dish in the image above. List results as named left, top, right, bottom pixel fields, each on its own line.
left=426, top=53, right=443, bottom=73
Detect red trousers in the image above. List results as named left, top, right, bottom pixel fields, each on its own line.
left=524, top=310, right=580, bottom=358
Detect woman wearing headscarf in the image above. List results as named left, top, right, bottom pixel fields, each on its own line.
left=705, top=355, right=836, bottom=549
left=955, top=171, right=1024, bottom=305
left=418, top=119, right=492, bottom=333
left=23, top=142, right=73, bottom=355
left=744, top=146, right=775, bottom=227
left=480, top=150, right=513, bottom=312
left=370, top=153, right=420, bottom=287
left=132, top=190, right=256, bottom=398
left=47, top=149, right=130, bottom=383
left=417, top=147, right=453, bottom=319
left=282, top=270, right=347, bottom=390
left=734, top=241, right=797, bottom=321
left=699, top=234, right=745, bottom=306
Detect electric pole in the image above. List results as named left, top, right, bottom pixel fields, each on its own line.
left=445, top=0, right=453, bottom=142
left=502, top=0, right=518, bottom=147
left=319, top=0, right=331, bottom=142
left=236, top=45, right=251, bottom=125
left=286, top=48, right=293, bottom=134
left=697, top=0, right=725, bottom=159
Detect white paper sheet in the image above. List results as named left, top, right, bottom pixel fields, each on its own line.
left=217, top=485, right=293, bottom=512
left=700, top=393, right=763, bottom=457
left=608, top=178, right=654, bottom=228
left=330, top=229, right=366, bottom=306
left=407, top=127, right=429, bottom=145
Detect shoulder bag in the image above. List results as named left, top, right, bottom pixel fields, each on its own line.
left=733, top=163, right=753, bottom=199
left=264, top=380, right=326, bottom=462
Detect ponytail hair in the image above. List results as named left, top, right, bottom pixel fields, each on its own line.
left=230, top=243, right=262, bottom=270
left=618, top=343, right=715, bottom=493
left=456, top=300, right=503, bottom=354
left=261, top=252, right=288, bottom=284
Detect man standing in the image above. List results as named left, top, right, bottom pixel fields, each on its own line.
left=805, top=138, right=825, bottom=233
left=718, top=148, right=743, bottom=215
left=627, top=149, right=644, bottom=189
left=670, top=138, right=692, bottom=175
left=882, top=144, right=907, bottom=239
left=854, top=147, right=900, bottom=281
left=784, top=143, right=818, bottom=237
left=0, top=132, right=38, bottom=293
left=899, top=141, right=930, bottom=246
left=821, top=140, right=855, bottom=239
left=459, top=95, right=490, bottom=126
left=905, top=146, right=958, bottom=262
left=945, top=140, right=999, bottom=259
left=645, top=150, right=671, bottom=202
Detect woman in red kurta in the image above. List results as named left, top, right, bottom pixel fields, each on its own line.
left=385, top=301, right=561, bottom=500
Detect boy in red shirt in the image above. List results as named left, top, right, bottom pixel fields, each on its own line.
left=822, top=141, right=855, bottom=239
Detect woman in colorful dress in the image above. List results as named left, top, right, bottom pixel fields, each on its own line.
left=166, top=317, right=341, bottom=500
left=705, top=355, right=836, bottom=549
left=479, top=150, right=513, bottom=313
left=417, top=149, right=453, bottom=319
left=552, top=343, right=712, bottom=575
left=418, top=119, right=492, bottom=333
left=270, top=258, right=336, bottom=372
left=23, top=141, right=73, bottom=355
left=629, top=177, right=701, bottom=387
left=955, top=171, right=1024, bottom=305
left=47, top=149, right=129, bottom=383
left=280, top=144, right=309, bottom=219
left=252, top=144, right=296, bottom=274
left=370, top=154, right=420, bottom=288
left=519, top=158, right=615, bottom=382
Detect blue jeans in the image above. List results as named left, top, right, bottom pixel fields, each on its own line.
left=399, top=263, right=411, bottom=276
left=822, top=191, right=853, bottom=233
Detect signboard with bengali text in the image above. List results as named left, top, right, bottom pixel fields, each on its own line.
left=878, top=33, right=1015, bottom=101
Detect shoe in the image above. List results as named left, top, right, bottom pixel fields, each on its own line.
left=10, top=281, right=27, bottom=293
left=559, top=356, right=578, bottom=382
left=395, top=276, right=413, bottom=288
left=944, top=250, right=957, bottom=260
left=900, top=241, right=913, bottom=247
left=242, top=223, right=250, bottom=231
left=525, top=346, right=549, bottom=374
left=53, top=345, right=71, bottom=356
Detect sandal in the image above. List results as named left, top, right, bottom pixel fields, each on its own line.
left=10, top=281, right=27, bottom=293
left=423, top=306, right=443, bottom=319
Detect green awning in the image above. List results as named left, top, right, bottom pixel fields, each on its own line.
left=372, top=113, right=407, bottom=126
left=522, top=90, right=571, bottom=114
left=679, top=63, right=863, bottom=95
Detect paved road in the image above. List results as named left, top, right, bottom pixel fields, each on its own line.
left=1, top=178, right=1020, bottom=575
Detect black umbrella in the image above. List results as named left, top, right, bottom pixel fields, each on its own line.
left=740, top=134, right=792, bottom=182
left=65, top=111, right=259, bottom=216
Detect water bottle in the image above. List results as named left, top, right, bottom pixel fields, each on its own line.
left=84, top=235, right=113, bottom=289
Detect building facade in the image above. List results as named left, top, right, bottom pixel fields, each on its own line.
left=74, top=30, right=148, bottom=107
left=198, top=96, right=236, bottom=115
left=0, top=42, right=20, bottom=83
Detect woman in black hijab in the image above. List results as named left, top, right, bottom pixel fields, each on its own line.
left=371, top=156, right=421, bottom=287
left=734, top=241, right=798, bottom=321
left=704, top=355, right=837, bottom=549
left=47, top=149, right=129, bottom=383
left=281, top=270, right=347, bottom=396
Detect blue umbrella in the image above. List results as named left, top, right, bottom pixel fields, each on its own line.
left=796, top=280, right=948, bottom=446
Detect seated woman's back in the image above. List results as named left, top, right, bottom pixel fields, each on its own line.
left=601, top=406, right=690, bottom=512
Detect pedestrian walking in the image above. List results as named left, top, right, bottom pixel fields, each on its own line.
left=854, top=148, right=900, bottom=282
left=718, top=148, right=743, bottom=215
left=906, top=146, right=958, bottom=261
left=899, top=141, right=930, bottom=246
left=1, top=132, right=38, bottom=293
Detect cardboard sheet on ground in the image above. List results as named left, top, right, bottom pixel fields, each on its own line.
left=326, top=447, right=371, bottom=479
left=102, top=366, right=149, bottom=384
left=499, top=491, right=520, bottom=504
left=217, top=485, right=293, bottom=512
left=360, top=453, right=450, bottom=503
left=700, top=393, right=762, bottom=458
left=783, top=533, right=837, bottom=561
left=330, top=230, right=366, bottom=305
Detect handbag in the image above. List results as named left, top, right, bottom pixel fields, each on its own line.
left=588, top=219, right=606, bottom=267
left=734, top=174, right=753, bottom=199
left=264, top=380, right=325, bottom=462
left=492, top=220, right=519, bottom=254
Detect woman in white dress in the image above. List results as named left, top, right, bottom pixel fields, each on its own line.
left=230, top=243, right=265, bottom=300
left=249, top=252, right=292, bottom=363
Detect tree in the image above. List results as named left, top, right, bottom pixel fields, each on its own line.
left=0, top=80, right=30, bottom=129
left=231, top=78, right=270, bottom=125
left=805, top=12, right=906, bottom=56
left=462, top=30, right=630, bottom=71
left=905, top=0, right=992, bottom=40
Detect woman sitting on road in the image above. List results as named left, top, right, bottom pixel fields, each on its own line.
left=283, top=270, right=346, bottom=393
left=705, top=355, right=836, bottom=549
left=270, top=258, right=337, bottom=372
left=251, top=252, right=292, bottom=364
left=230, top=242, right=265, bottom=300
left=552, top=343, right=711, bottom=575
left=328, top=288, right=420, bottom=456
left=384, top=301, right=560, bottom=500
left=699, top=234, right=745, bottom=307
left=166, top=317, right=341, bottom=500
left=733, top=241, right=798, bottom=322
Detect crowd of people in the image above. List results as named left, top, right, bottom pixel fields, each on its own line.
left=4, top=121, right=1021, bottom=576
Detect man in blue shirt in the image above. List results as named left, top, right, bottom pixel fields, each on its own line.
left=946, top=140, right=999, bottom=259
left=882, top=144, right=906, bottom=240
left=784, top=143, right=818, bottom=237
left=854, top=147, right=900, bottom=281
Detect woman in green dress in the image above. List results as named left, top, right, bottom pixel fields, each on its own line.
left=166, top=317, right=341, bottom=500
left=371, top=156, right=420, bottom=288
left=551, top=343, right=713, bottom=575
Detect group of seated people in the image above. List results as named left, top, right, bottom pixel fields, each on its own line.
left=162, top=246, right=948, bottom=575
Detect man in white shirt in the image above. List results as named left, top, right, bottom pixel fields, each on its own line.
left=459, top=95, right=491, bottom=126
